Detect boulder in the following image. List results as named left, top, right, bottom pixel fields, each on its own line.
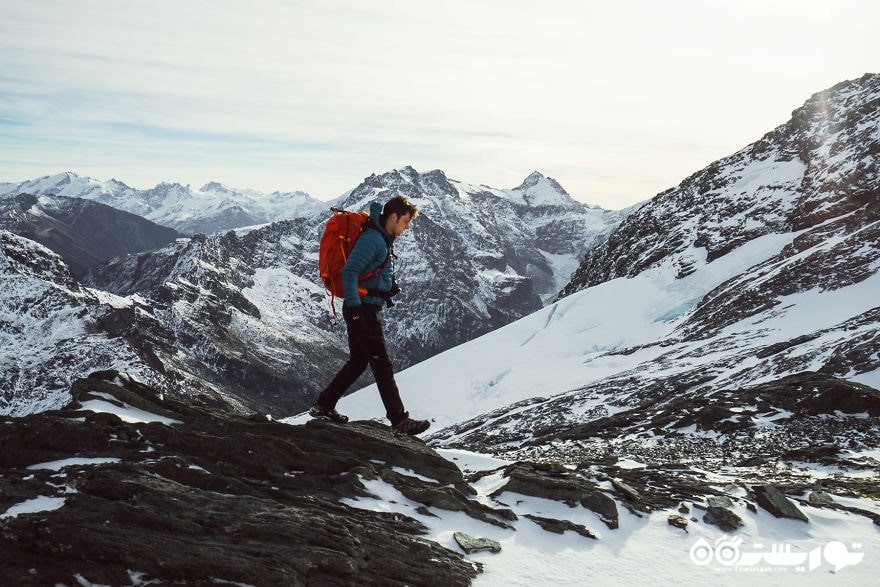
left=454, top=532, right=502, bottom=554
left=753, top=485, right=809, bottom=522
left=525, top=514, right=597, bottom=539
left=667, top=514, right=689, bottom=530
left=580, top=490, right=620, bottom=529
left=706, top=496, right=734, bottom=508
left=808, top=491, right=835, bottom=505
left=703, top=506, right=744, bottom=532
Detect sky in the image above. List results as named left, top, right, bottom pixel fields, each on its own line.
left=1, top=0, right=878, bottom=210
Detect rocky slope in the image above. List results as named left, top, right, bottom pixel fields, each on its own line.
left=0, top=229, right=243, bottom=417
left=562, top=72, right=879, bottom=297
left=0, top=193, right=179, bottom=276
left=2, top=371, right=877, bottom=585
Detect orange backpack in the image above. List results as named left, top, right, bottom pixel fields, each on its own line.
left=318, top=208, right=389, bottom=314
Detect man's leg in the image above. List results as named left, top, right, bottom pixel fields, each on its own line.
left=357, top=305, right=407, bottom=425
left=315, top=305, right=370, bottom=409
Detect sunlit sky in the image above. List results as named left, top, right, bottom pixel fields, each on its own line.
left=1, top=1, right=877, bottom=209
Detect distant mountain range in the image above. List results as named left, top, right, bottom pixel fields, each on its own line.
left=0, top=174, right=324, bottom=235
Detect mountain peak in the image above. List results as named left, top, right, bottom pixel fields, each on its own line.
left=515, top=171, right=568, bottom=195
left=505, top=171, right=576, bottom=208
left=200, top=181, right=234, bottom=194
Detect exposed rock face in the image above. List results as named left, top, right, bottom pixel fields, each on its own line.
left=0, top=371, right=490, bottom=585
left=0, top=230, right=240, bottom=417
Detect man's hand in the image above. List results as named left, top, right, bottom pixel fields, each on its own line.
left=388, top=279, right=401, bottom=298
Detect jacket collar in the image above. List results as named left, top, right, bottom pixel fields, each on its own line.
left=369, top=201, right=394, bottom=245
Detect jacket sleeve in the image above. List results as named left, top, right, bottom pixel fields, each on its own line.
left=341, top=231, right=383, bottom=307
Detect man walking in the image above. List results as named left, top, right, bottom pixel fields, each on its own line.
left=310, top=195, right=430, bottom=435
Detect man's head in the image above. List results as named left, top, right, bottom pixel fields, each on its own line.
left=381, top=194, right=419, bottom=237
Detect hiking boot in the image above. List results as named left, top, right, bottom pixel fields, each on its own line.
left=392, top=416, right=430, bottom=436
left=309, top=404, right=349, bottom=424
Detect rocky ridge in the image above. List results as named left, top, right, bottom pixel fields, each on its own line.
left=0, top=371, right=481, bottom=585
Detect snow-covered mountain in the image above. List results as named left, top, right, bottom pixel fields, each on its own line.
left=0, top=230, right=161, bottom=415
left=334, top=73, right=880, bottom=442
left=334, top=167, right=624, bottom=304
left=0, top=193, right=179, bottom=276
left=0, top=173, right=324, bottom=235
left=291, top=73, right=880, bottom=583
left=1, top=168, right=618, bottom=416
left=0, top=227, right=262, bottom=417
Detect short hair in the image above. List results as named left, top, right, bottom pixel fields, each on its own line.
left=381, top=194, right=419, bottom=222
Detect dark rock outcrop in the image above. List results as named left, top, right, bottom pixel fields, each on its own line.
left=0, top=371, right=487, bottom=586
left=485, top=461, right=619, bottom=529
left=524, top=514, right=597, bottom=539
left=752, top=485, right=809, bottom=522
left=703, top=506, right=745, bottom=532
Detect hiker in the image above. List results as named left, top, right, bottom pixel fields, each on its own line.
left=310, top=195, right=430, bottom=435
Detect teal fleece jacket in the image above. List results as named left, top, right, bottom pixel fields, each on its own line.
left=341, top=201, right=394, bottom=308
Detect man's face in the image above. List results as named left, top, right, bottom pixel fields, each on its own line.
left=386, top=212, right=412, bottom=237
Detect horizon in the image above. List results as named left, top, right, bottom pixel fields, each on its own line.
left=1, top=1, right=878, bottom=209
left=1, top=166, right=627, bottom=208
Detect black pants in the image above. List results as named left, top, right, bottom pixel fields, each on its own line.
left=316, top=303, right=406, bottom=425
